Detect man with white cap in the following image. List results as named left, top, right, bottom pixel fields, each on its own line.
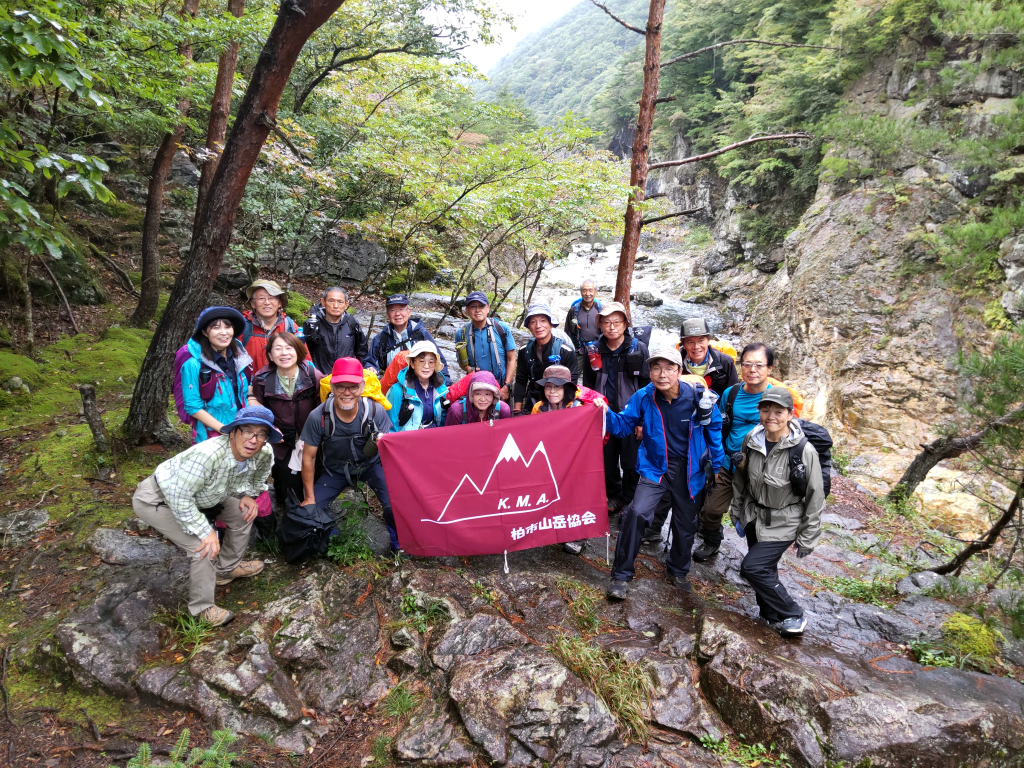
left=581, top=301, right=649, bottom=511
left=512, top=303, right=578, bottom=415
left=602, top=347, right=723, bottom=600
left=242, top=279, right=304, bottom=371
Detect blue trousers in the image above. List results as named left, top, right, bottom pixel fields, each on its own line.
left=612, top=457, right=704, bottom=582
left=314, top=460, right=399, bottom=551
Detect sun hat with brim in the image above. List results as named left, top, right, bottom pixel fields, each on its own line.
left=245, top=279, right=286, bottom=301
left=536, top=364, right=573, bottom=387
left=758, top=387, right=794, bottom=410
left=647, top=347, right=684, bottom=368
left=408, top=340, right=440, bottom=360
left=330, top=357, right=364, bottom=384
left=524, top=303, right=559, bottom=326
left=220, top=405, right=283, bottom=443
left=192, top=306, right=245, bottom=341
left=597, top=301, right=628, bottom=319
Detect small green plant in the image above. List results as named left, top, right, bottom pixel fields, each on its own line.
left=400, top=590, right=450, bottom=633
left=941, top=612, right=1003, bottom=660
left=326, top=508, right=374, bottom=567
left=556, top=578, right=603, bottom=636
left=112, top=729, right=238, bottom=767
left=549, top=635, right=653, bottom=741
left=997, top=595, right=1024, bottom=640
left=471, top=580, right=499, bottom=604
left=698, top=734, right=792, bottom=766
left=380, top=683, right=420, bottom=719
left=830, top=444, right=852, bottom=476
left=816, top=576, right=900, bottom=608
left=370, top=735, right=394, bottom=765
left=909, top=641, right=959, bottom=668
left=169, top=612, right=215, bottom=660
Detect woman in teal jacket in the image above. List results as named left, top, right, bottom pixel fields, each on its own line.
left=385, top=340, right=449, bottom=431
left=180, top=306, right=254, bottom=443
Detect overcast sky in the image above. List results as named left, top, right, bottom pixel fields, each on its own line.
left=462, top=0, right=582, bottom=75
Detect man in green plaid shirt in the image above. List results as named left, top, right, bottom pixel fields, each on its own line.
left=133, top=406, right=281, bottom=626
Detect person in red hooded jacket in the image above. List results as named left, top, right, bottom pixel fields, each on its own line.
left=242, top=279, right=305, bottom=371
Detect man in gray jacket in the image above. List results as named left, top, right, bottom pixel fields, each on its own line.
left=730, top=387, right=824, bottom=636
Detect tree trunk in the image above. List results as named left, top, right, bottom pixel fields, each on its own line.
left=121, top=0, right=349, bottom=446
left=20, top=258, right=33, bottom=357
left=130, top=0, right=200, bottom=328
left=614, top=0, right=664, bottom=314
left=193, top=0, right=246, bottom=241
left=887, top=403, right=1024, bottom=502
left=79, top=384, right=110, bottom=454
left=928, top=476, right=1023, bottom=576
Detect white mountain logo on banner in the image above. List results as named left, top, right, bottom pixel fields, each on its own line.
left=423, top=434, right=561, bottom=524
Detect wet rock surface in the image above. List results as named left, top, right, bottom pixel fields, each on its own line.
left=87, top=527, right=176, bottom=565
left=0, top=508, right=49, bottom=546
left=50, top=507, right=1024, bottom=766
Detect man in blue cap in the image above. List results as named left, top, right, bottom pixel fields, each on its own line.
left=364, top=293, right=451, bottom=385
left=132, top=405, right=281, bottom=627
left=454, top=291, right=517, bottom=402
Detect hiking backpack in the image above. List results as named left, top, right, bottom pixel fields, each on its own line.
left=277, top=489, right=335, bottom=564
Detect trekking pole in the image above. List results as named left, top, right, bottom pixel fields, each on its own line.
left=503, top=550, right=510, bottom=574
left=605, top=532, right=610, bottom=566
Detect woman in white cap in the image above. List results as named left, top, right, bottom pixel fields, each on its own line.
left=385, top=340, right=449, bottom=431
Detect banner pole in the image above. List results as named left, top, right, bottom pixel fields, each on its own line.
left=503, top=550, right=510, bottom=574
left=605, top=532, right=610, bottom=566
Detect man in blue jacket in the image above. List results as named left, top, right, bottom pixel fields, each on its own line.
left=603, top=347, right=724, bottom=599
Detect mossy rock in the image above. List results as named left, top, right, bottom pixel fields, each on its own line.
left=0, top=351, right=44, bottom=391
left=940, top=612, right=1003, bottom=659
left=285, top=290, right=312, bottom=325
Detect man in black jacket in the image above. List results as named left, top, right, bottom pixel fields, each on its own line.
left=581, top=301, right=649, bottom=511
left=303, top=287, right=368, bottom=374
left=679, top=317, right=738, bottom=397
left=513, top=303, right=577, bottom=415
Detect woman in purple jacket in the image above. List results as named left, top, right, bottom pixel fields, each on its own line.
left=444, top=371, right=511, bottom=425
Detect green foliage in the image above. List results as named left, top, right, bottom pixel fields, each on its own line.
left=909, top=641, right=959, bottom=668
left=370, top=736, right=394, bottom=765
left=816, top=576, right=900, bottom=607
left=556, top=578, right=604, bottom=636
left=698, top=734, right=793, bottom=767
left=400, top=590, right=450, bottom=633
left=285, top=290, right=312, bottom=326
left=941, top=612, right=1003, bottom=660
left=379, top=683, right=421, bottom=719
left=326, top=498, right=374, bottom=567
left=113, top=729, right=238, bottom=768
left=997, top=595, right=1024, bottom=641
left=548, top=634, right=653, bottom=741
left=168, top=612, right=215, bottom=660
left=741, top=213, right=791, bottom=247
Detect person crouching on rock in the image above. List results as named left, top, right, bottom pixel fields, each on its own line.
left=730, top=387, right=824, bottom=637
left=444, top=371, right=511, bottom=425
left=132, top=405, right=280, bottom=627
left=602, top=347, right=723, bottom=600
left=530, top=365, right=583, bottom=414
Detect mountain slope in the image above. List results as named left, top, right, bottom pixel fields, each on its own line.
left=475, top=0, right=647, bottom=125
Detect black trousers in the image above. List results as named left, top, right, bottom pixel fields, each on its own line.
left=604, top=431, right=639, bottom=501
left=740, top=523, right=802, bottom=622
left=612, top=458, right=703, bottom=582
left=271, top=457, right=305, bottom=509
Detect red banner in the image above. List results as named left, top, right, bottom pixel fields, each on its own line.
left=378, top=405, right=608, bottom=556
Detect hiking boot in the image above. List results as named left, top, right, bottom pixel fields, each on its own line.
left=606, top=579, right=628, bottom=600
left=607, top=496, right=627, bottom=514
left=216, top=560, right=265, bottom=586
left=199, top=605, right=235, bottom=628
left=562, top=540, right=586, bottom=556
left=692, top=527, right=723, bottom=562
left=641, top=528, right=662, bottom=545
left=771, top=616, right=807, bottom=637
left=668, top=574, right=694, bottom=593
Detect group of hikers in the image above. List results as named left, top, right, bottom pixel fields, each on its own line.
left=136, top=278, right=826, bottom=639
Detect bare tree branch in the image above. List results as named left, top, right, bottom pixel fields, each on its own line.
left=928, top=475, right=1023, bottom=576
left=661, top=38, right=839, bottom=68
left=258, top=115, right=312, bottom=161
left=647, top=133, right=812, bottom=170
left=588, top=0, right=645, bottom=35
left=641, top=207, right=702, bottom=226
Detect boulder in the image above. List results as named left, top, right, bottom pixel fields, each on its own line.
left=431, top=613, right=526, bottom=671
left=167, top=151, right=200, bottom=187
left=448, top=645, right=617, bottom=766
left=87, top=528, right=176, bottom=566
left=0, top=508, right=49, bottom=546
left=630, top=291, right=663, bottom=307
left=394, top=697, right=477, bottom=765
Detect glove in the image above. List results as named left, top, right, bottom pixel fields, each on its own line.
left=796, top=547, right=813, bottom=558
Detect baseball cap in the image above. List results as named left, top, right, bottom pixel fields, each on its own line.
left=330, top=357, right=364, bottom=384
left=597, top=301, right=628, bottom=319
left=524, top=303, right=559, bottom=326
left=647, top=347, right=683, bottom=367
left=464, top=290, right=489, bottom=307
left=758, top=387, right=794, bottom=410
left=385, top=294, right=410, bottom=307
left=680, top=318, right=712, bottom=339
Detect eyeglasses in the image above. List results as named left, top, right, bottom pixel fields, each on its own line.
left=253, top=296, right=279, bottom=304
left=239, top=428, right=269, bottom=443
left=333, top=383, right=362, bottom=393
left=603, top=319, right=625, bottom=328
left=741, top=362, right=768, bottom=370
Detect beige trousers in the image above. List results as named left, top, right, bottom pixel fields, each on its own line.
left=132, top=476, right=252, bottom=615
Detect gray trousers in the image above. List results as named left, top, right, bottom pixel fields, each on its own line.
left=132, top=476, right=251, bottom=615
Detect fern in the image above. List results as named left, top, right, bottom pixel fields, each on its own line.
left=113, top=729, right=238, bottom=768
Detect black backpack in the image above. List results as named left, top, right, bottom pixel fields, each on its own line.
left=277, top=490, right=335, bottom=564
left=790, top=419, right=833, bottom=497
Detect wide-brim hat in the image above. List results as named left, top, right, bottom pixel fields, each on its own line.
left=192, top=306, right=245, bottom=341
left=524, top=303, right=558, bottom=326
left=680, top=317, right=712, bottom=339
left=536, top=364, right=573, bottom=387
left=245, top=279, right=286, bottom=302
left=407, top=340, right=440, bottom=360
left=220, top=405, right=283, bottom=443
left=598, top=301, right=628, bottom=319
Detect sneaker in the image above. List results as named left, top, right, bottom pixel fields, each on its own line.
left=199, top=605, right=235, bottom=627
left=606, top=579, right=628, bottom=600
left=692, top=540, right=720, bottom=562
left=669, top=575, right=694, bottom=593
left=216, top=560, right=265, bottom=586
left=772, top=616, right=807, bottom=637
left=562, top=541, right=586, bottom=556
